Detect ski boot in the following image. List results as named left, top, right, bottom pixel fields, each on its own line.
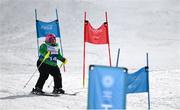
left=52, top=88, right=65, bottom=94
left=31, top=87, right=45, bottom=95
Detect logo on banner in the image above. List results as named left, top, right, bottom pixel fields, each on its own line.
left=41, top=25, right=53, bottom=30
left=102, top=75, right=114, bottom=88
left=101, top=75, right=114, bottom=109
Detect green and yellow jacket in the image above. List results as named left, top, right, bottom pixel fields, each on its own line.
left=39, top=42, right=65, bottom=67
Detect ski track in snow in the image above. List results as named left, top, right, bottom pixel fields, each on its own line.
left=0, top=0, right=180, bottom=109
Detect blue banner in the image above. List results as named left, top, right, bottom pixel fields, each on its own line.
left=126, top=67, right=149, bottom=93
left=88, top=65, right=126, bottom=109
left=36, top=20, right=60, bottom=38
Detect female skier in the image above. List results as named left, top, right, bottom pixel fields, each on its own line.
left=32, top=33, right=67, bottom=94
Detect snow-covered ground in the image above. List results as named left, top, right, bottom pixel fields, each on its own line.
left=0, top=0, right=180, bottom=109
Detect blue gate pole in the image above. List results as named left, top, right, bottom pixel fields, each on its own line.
left=146, top=53, right=150, bottom=110
left=116, top=48, right=120, bottom=67
left=56, top=9, right=66, bottom=72
left=35, top=9, right=40, bottom=57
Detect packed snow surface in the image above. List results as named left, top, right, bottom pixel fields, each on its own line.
left=0, top=0, right=180, bottom=109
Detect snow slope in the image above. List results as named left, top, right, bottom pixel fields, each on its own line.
left=0, top=0, right=180, bottom=109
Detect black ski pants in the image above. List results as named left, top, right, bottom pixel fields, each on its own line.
left=35, top=60, right=62, bottom=90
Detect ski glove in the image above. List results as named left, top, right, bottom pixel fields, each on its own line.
left=63, top=58, right=67, bottom=65
left=59, top=58, right=67, bottom=68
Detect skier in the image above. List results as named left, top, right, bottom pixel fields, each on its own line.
left=32, top=33, right=67, bottom=94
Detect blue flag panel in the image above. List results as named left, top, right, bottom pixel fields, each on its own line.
left=36, top=20, right=60, bottom=38
left=88, top=65, right=126, bottom=109
left=126, top=67, right=149, bottom=93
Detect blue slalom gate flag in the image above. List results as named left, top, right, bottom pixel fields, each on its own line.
left=88, top=65, right=127, bottom=109
left=36, top=20, right=60, bottom=38
left=126, top=67, right=149, bottom=93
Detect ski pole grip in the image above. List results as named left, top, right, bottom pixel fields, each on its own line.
left=44, top=51, right=50, bottom=59
left=42, top=51, right=50, bottom=62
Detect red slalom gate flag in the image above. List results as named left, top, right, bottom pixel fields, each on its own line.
left=84, top=21, right=109, bottom=44
left=83, top=12, right=112, bottom=88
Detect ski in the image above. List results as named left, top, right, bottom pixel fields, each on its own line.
left=62, top=91, right=81, bottom=96
left=63, top=92, right=77, bottom=96
left=30, top=90, right=79, bottom=97
left=30, top=92, right=60, bottom=97
left=30, top=92, right=78, bottom=97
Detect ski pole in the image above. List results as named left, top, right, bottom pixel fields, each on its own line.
left=47, top=61, right=66, bottom=88
left=23, top=52, right=50, bottom=88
